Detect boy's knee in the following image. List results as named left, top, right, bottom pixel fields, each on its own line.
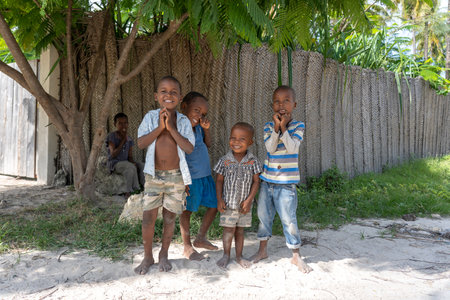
left=142, top=218, right=152, bottom=226
left=142, top=209, right=156, bottom=225
left=162, top=210, right=177, bottom=224
left=235, top=227, right=245, bottom=234
left=223, top=227, right=235, bottom=237
left=181, top=210, right=192, bottom=218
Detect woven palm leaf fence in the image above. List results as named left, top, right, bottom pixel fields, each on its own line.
left=59, top=16, right=449, bottom=183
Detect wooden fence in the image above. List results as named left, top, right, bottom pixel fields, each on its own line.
left=59, top=18, right=449, bottom=182
left=0, top=61, right=37, bottom=178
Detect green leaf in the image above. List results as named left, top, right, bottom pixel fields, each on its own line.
left=242, top=0, right=273, bottom=34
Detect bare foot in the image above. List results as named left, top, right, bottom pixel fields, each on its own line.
left=183, top=246, right=204, bottom=261
left=236, top=257, right=252, bottom=268
left=250, top=251, right=268, bottom=263
left=134, top=257, right=154, bottom=275
left=158, top=254, right=172, bottom=272
left=291, top=254, right=312, bottom=273
left=193, top=238, right=219, bottom=250
left=216, top=254, right=230, bottom=268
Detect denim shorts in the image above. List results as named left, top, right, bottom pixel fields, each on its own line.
left=256, top=180, right=301, bottom=249
left=185, top=175, right=217, bottom=212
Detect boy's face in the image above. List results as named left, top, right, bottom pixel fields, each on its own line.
left=183, top=98, right=208, bottom=127
left=154, top=79, right=181, bottom=111
left=229, top=127, right=253, bottom=155
left=115, top=117, right=128, bottom=133
left=272, top=89, right=296, bottom=115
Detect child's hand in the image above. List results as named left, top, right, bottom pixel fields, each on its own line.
left=159, top=108, right=167, bottom=129
left=200, top=117, right=210, bottom=130
left=164, top=110, right=175, bottom=132
left=280, top=113, right=291, bottom=131
left=273, top=113, right=281, bottom=125
left=217, top=198, right=226, bottom=213
left=273, top=113, right=281, bottom=132
left=240, top=199, right=252, bottom=215
left=118, top=130, right=127, bottom=141
left=185, top=185, right=190, bottom=196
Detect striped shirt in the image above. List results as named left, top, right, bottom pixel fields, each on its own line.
left=214, top=151, right=262, bottom=210
left=260, top=120, right=305, bottom=184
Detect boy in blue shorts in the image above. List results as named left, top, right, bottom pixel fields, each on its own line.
left=250, top=86, right=312, bottom=273
left=180, top=92, right=219, bottom=261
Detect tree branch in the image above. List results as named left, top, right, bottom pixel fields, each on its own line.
left=66, top=0, right=78, bottom=111
left=114, top=19, right=140, bottom=83
left=32, top=0, right=52, bottom=21
left=0, top=58, right=70, bottom=121
left=0, top=60, right=31, bottom=91
left=81, top=17, right=141, bottom=183
left=0, top=12, right=68, bottom=134
left=49, top=94, right=70, bottom=121
left=118, top=13, right=189, bottom=84
left=82, top=12, right=188, bottom=185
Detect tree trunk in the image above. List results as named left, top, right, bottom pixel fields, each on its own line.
left=0, top=9, right=188, bottom=201
left=77, top=15, right=188, bottom=199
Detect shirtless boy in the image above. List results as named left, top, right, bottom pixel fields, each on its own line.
left=134, top=76, right=195, bottom=274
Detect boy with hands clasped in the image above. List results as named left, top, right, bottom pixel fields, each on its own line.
left=134, top=76, right=195, bottom=275
left=214, top=122, right=262, bottom=269
left=250, top=86, right=312, bottom=273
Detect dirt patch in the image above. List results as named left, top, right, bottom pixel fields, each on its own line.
left=0, top=175, right=126, bottom=216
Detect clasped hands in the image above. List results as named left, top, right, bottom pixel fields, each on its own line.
left=159, top=107, right=175, bottom=132
left=273, top=112, right=291, bottom=133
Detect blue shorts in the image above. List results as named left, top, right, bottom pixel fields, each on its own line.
left=186, top=175, right=217, bottom=212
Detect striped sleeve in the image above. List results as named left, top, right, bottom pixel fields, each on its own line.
left=264, top=122, right=280, bottom=153
left=280, top=122, right=304, bottom=154
left=292, top=122, right=305, bottom=143
left=263, top=122, right=273, bottom=142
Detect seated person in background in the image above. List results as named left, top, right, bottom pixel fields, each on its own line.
left=106, top=112, right=144, bottom=196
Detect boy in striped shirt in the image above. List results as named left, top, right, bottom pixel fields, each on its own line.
left=251, top=86, right=312, bottom=273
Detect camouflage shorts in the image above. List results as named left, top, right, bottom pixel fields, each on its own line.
left=142, top=169, right=186, bottom=215
left=219, top=206, right=253, bottom=228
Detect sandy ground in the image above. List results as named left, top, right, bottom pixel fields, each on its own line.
left=0, top=175, right=449, bottom=300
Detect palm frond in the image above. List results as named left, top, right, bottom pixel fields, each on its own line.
left=270, top=0, right=312, bottom=52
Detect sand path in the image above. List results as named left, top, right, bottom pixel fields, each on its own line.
left=0, top=175, right=449, bottom=299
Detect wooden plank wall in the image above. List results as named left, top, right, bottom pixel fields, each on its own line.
left=0, top=61, right=37, bottom=178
